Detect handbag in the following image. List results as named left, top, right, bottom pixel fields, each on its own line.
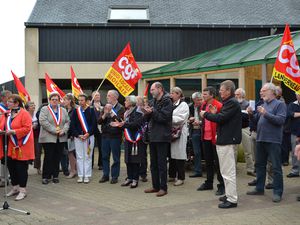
left=171, top=126, right=182, bottom=142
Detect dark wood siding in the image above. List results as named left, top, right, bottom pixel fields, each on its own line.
left=39, top=27, right=269, bottom=62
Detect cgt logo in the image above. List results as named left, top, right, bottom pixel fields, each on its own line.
left=118, top=56, right=139, bottom=81
left=278, top=44, right=300, bottom=78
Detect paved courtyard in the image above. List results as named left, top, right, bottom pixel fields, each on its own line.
left=0, top=151, right=300, bottom=225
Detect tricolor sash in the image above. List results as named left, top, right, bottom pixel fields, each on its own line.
left=6, top=115, right=31, bottom=158
left=47, top=105, right=62, bottom=128
left=76, top=107, right=89, bottom=134
left=0, top=103, right=8, bottom=114
left=76, top=107, right=92, bottom=156
left=124, top=128, right=141, bottom=156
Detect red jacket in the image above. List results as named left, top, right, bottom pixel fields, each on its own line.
left=201, top=99, right=222, bottom=145
left=6, top=109, right=35, bottom=161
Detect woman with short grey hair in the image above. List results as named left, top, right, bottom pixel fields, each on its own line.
left=111, top=95, right=143, bottom=188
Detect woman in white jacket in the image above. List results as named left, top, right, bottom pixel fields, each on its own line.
left=169, top=87, right=190, bottom=186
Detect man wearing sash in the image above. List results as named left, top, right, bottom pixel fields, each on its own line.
left=70, top=93, right=96, bottom=183
left=0, top=90, right=11, bottom=188
left=39, top=92, right=69, bottom=184
left=3, top=94, right=34, bottom=200
left=98, top=90, right=125, bottom=184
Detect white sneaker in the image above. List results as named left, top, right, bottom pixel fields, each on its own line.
left=15, top=191, right=27, bottom=201
left=77, top=177, right=83, bottom=183
left=83, top=177, right=90, bottom=184
left=6, top=188, right=19, bottom=197
left=174, top=180, right=184, bottom=186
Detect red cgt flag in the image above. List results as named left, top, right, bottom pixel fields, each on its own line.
left=272, top=24, right=300, bottom=93
left=45, top=73, right=66, bottom=100
left=105, top=43, right=142, bottom=96
left=11, top=70, right=31, bottom=104
left=70, top=66, right=83, bottom=99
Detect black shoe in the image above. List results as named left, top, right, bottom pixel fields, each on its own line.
left=99, top=176, right=109, bottom=183
left=265, top=183, right=273, bottom=189
left=189, top=173, right=202, bottom=178
left=286, top=173, right=299, bottom=178
left=141, top=176, right=148, bottom=182
left=197, top=182, right=213, bottom=191
left=297, top=195, right=300, bottom=201
left=219, top=195, right=227, bottom=202
left=63, top=171, right=70, bottom=176
left=247, top=171, right=256, bottom=177
left=98, top=166, right=103, bottom=170
left=110, top=178, right=118, bottom=184
left=246, top=189, right=264, bottom=195
left=121, top=179, right=132, bottom=187
left=53, top=178, right=59, bottom=184
left=248, top=179, right=257, bottom=186
left=218, top=200, right=237, bottom=209
left=42, top=179, right=49, bottom=185
left=215, top=184, right=225, bottom=196
left=130, top=181, right=138, bottom=188
left=282, top=162, right=289, bottom=166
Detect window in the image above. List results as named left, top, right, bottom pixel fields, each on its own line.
left=108, top=6, right=149, bottom=23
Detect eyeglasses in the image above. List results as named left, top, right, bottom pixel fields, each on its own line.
left=51, top=99, right=59, bottom=101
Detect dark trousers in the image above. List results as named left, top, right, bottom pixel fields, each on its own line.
left=127, top=162, right=140, bottom=181
left=60, top=144, right=69, bottom=173
left=202, top=140, right=224, bottom=185
left=150, top=142, right=169, bottom=191
left=42, top=141, right=64, bottom=179
left=281, top=132, right=291, bottom=164
left=33, top=136, right=42, bottom=170
left=191, top=129, right=202, bottom=175
left=7, top=158, right=29, bottom=188
left=139, top=141, right=148, bottom=178
left=169, top=158, right=185, bottom=180
left=256, top=142, right=283, bottom=196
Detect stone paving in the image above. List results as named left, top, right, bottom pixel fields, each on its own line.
left=0, top=152, right=300, bottom=225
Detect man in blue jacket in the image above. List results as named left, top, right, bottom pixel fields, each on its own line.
left=247, top=83, right=286, bottom=203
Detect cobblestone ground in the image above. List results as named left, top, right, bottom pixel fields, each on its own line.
left=0, top=151, right=299, bottom=225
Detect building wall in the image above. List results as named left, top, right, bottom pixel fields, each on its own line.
left=25, top=28, right=168, bottom=105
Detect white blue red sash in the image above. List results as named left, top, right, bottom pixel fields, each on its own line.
left=6, top=115, right=31, bottom=158
left=124, top=128, right=141, bottom=156
left=76, top=107, right=89, bottom=134
left=0, top=103, right=8, bottom=114
left=47, top=105, right=62, bottom=128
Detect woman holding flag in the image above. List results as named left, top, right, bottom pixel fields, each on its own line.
left=111, top=95, right=143, bottom=188
left=39, top=92, right=70, bottom=185
left=3, top=94, right=34, bottom=200
left=70, top=93, right=96, bottom=183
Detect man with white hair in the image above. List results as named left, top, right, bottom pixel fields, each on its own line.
left=188, top=92, right=203, bottom=178
left=98, top=90, right=125, bottom=184
left=247, top=83, right=286, bottom=203
left=235, top=88, right=255, bottom=176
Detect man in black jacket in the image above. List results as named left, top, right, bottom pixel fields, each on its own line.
left=200, top=80, right=242, bottom=209
left=143, top=82, right=173, bottom=197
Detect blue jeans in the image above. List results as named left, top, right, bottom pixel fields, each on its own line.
left=101, top=137, right=121, bottom=179
left=256, top=142, right=283, bottom=196
left=191, top=130, right=202, bottom=175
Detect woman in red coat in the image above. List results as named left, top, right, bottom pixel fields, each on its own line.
left=5, top=94, right=34, bottom=201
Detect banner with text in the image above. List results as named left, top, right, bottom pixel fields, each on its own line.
left=105, top=43, right=142, bottom=97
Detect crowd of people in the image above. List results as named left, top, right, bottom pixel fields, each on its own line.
left=0, top=80, right=299, bottom=208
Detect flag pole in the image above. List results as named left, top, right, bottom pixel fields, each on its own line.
left=91, top=76, right=106, bottom=102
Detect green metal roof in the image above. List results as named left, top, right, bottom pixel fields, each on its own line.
left=143, top=31, right=300, bottom=79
